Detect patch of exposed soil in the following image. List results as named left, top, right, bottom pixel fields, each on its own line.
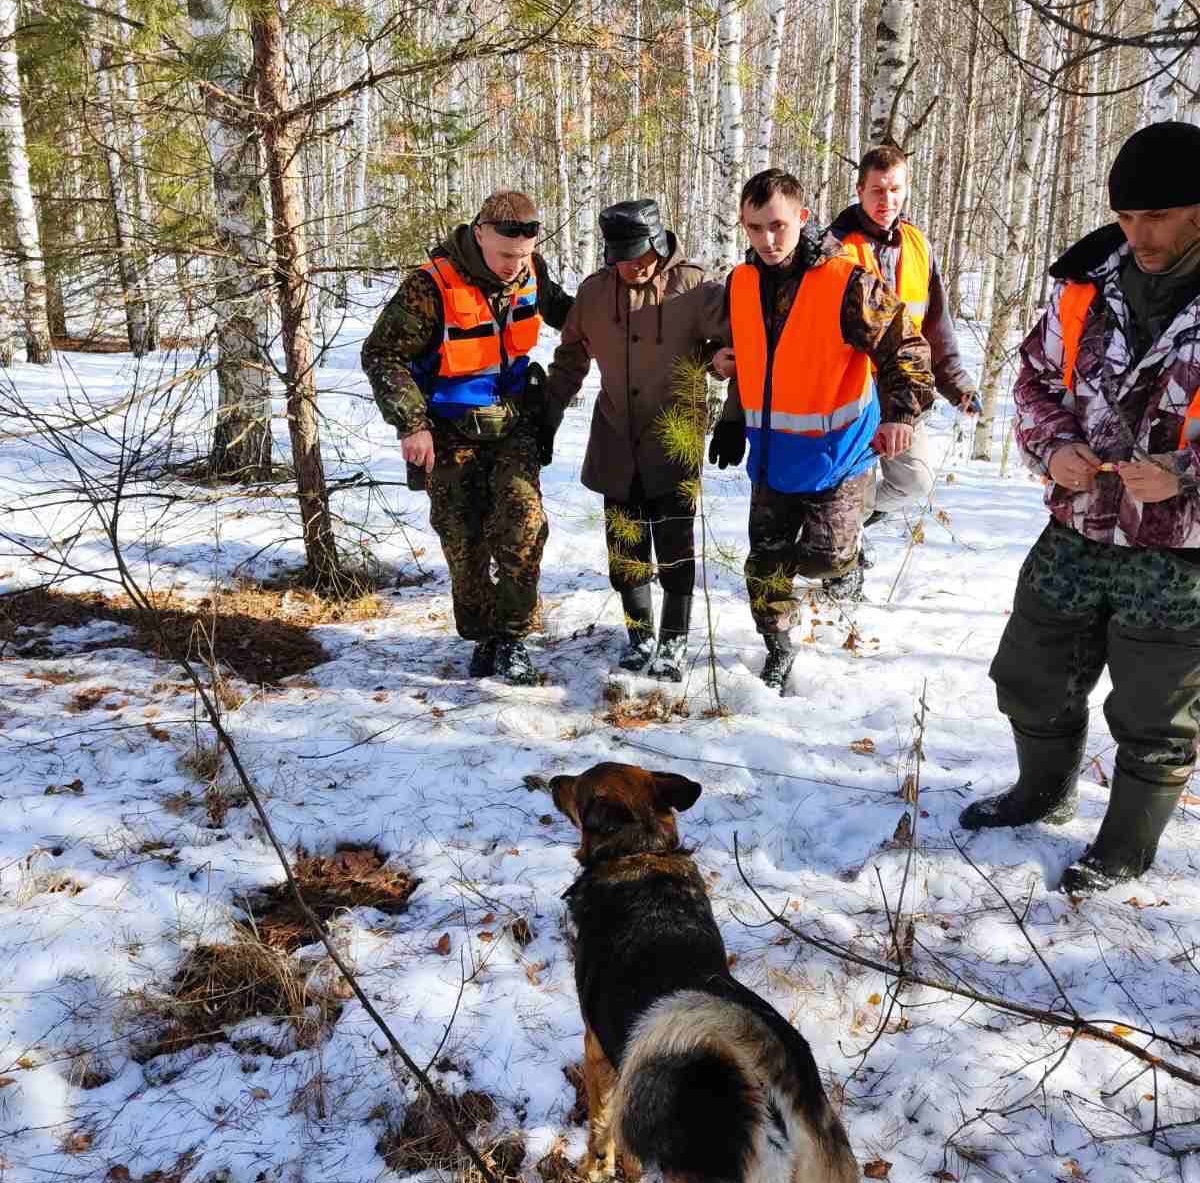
left=0, top=586, right=365, bottom=682
left=248, top=844, right=419, bottom=951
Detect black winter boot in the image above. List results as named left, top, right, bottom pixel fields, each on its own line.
left=1060, top=765, right=1185, bottom=896
left=493, top=638, right=539, bottom=686
left=468, top=638, right=498, bottom=678
left=647, top=593, right=692, bottom=682
left=960, top=727, right=1086, bottom=829
left=617, top=585, right=657, bottom=672
left=760, top=631, right=796, bottom=693
left=822, top=553, right=866, bottom=602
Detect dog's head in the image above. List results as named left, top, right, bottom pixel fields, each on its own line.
left=550, top=761, right=702, bottom=863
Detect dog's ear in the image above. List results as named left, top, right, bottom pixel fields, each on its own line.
left=551, top=775, right=581, bottom=827
left=651, top=771, right=702, bottom=812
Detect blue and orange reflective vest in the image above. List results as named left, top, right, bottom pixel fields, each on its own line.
left=729, top=256, right=880, bottom=493
left=1057, top=279, right=1200, bottom=446
left=839, top=222, right=931, bottom=332
left=419, top=257, right=542, bottom=417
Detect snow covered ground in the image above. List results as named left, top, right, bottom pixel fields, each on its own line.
left=1, top=291, right=1198, bottom=1183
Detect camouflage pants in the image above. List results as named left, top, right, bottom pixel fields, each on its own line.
left=991, top=519, right=1200, bottom=782
left=744, top=471, right=871, bottom=634
left=427, top=421, right=548, bottom=640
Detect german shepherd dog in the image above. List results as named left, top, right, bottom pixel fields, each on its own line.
left=552, top=762, right=858, bottom=1183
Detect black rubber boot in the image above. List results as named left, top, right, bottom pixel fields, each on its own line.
left=468, top=638, right=498, bottom=678
left=647, top=593, right=691, bottom=683
left=760, top=631, right=796, bottom=693
left=617, top=585, right=656, bottom=672
left=822, top=553, right=866, bottom=602
left=960, top=727, right=1086, bottom=830
left=1060, top=764, right=1185, bottom=896
left=493, top=638, right=539, bottom=686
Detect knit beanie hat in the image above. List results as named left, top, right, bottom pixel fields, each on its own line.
left=1108, top=121, right=1200, bottom=210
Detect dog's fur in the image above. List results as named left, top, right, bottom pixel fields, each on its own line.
left=552, top=762, right=858, bottom=1183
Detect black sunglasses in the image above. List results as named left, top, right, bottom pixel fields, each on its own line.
left=481, top=219, right=540, bottom=238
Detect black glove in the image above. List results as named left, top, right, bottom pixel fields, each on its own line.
left=708, top=420, right=746, bottom=470
left=538, top=424, right=556, bottom=466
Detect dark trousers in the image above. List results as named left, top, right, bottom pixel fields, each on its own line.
left=744, top=471, right=870, bottom=633
left=603, top=480, right=696, bottom=597
left=427, top=421, right=547, bottom=640
left=991, top=520, right=1200, bottom=785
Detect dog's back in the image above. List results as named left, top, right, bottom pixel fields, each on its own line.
left=612, top=991, right=859, bottom=1183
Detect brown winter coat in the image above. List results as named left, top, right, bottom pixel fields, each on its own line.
left=546, top=235, right=728, bottom=501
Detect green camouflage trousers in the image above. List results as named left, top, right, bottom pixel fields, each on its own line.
left=744, top=471, right=870, bottom=634
left=427, top=420, right=548, bottom=640
left=991, top=519, right=1200, bottom=783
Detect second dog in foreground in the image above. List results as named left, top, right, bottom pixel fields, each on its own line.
left=552, top=761, right=858, bottom=1183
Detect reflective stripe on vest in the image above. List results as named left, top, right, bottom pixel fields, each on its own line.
left=422, top=257, right=542, bottom=379
left=1057, top=278, right=1200, bottom=447
left=841, top=222, right=931, bottom=330
left=729, top=257, right=874, bottom=438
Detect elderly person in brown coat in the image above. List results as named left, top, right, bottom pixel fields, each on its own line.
left=546, top=200, right=727, bottom=681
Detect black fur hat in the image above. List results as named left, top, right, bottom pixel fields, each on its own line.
left=599, top=199, right=672, bottom=264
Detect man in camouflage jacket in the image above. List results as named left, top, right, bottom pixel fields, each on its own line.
left=960, top=122, right=1200, bottom=896
left=362, top=191, right=573, bottom=684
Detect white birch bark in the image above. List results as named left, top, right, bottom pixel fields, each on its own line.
left=90, top=39, right=152, bottom=355
left=973, top=35, right=1053, bottom=461
left=0, top=0, right=51, bottom=363
left=353, top=39, right=370, bottom=228
left=817, top=0, right=840, bottom=221
left=868, top=0, right=915, bottom=143
left=188, top=0, right=274, bottom=478
left=630, top=0, right=642, bottom=193
left=575, top=35, right=596, bottom=276
left=1084, top=0, right=1105, bottom=231
left=846, top=0, right=862, bottom=191
left=715, top=0, right=744, bottom=269
left=444, top=0, right=467, bottom=218
left=702, top=15, right=719, bottom=258
left=752, top=0, right=786, bottom=173
left=551, top=45, right=574, bottom=280
left=1148, top=0, right=1185, bottom=119
left=0, top=264, right=14, bottom=366
left=946, top=1, right=982, bottom=320
left=682, top=0, right=701, bottom=248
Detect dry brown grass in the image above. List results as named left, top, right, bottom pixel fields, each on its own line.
left=133, top=927, right=340, bottom=1061
left=601, top=684, right=690, bottom=729
left=248, top=845, right=419, bottom=951
left=377, top=1089, right=525, bottom=1178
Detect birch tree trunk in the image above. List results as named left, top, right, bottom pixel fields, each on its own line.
left=0, top=0, right=52, bottom=363
left=715, top=0, right=744, bottom=269
left=682, top=0, right=702, bottom=248
left=630, top=0, right=642, bottom=193
left=752, top=0, right=785, bottom=173
left=816, top=0, right=840, bottom=221
left=0, top=265, right=14, bottom=366
left=551, top=45, right=574, bottom=279
left=444, top=0, right=467, bottom=219
left=846, top=0, right=862, bottom=191
left=575, top=33, right=595, bottom=276
left=252, top=4, right=342, bottom=587
left=1148, top=0, right=1184, bottom=119
left=973, top=35, right=1053, bottom=461
left=945, top=1, right=981, bottom=320
left=188, top=0, right=274, bottom=481
left=1084, top=0, right=1105, bottom=231
left=91, top=43, right=152, bottom=356
left=702, top=15, right=719, bottom=259
left=868, top=0, right=915, bottom=143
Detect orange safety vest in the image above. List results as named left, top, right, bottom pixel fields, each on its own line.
left=1057, top=279, right=1200, bottom=447
left=840, top=222, right=931, bottom=331
left=421, top=257, right=541, bottom=379
left=729, top=257, right=874, bottom=437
